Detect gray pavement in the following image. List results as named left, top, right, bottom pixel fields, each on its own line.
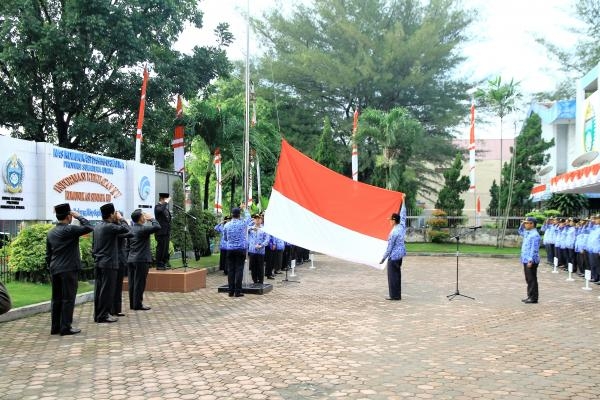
left=0, top=254, right=599, bottom=400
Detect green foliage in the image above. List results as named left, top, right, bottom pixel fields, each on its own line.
left=170, top=179, right=186, bottom=251
left=487, top=180, right=499, bottom=216
left=428, top=230, right=450, bottom=243
left=0, top=0, right=232, bottom=166
left=435, top=153, right=470, bottom=217
left=8, top=224, right=53, bottom=283
left=314, top=116, right=342, bottom=173
left=427, top=209, right=448, bottom=228
left=545, top=194, right=588, bottom=217
left=543, top=209, right=561, bottom=218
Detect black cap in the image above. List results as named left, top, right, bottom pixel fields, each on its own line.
left=100, top=203, right=115, bottom=219
left=131, top=209, right=143, bottom=223
left=159, top=192, right=170, bottom=199
left=54, top=203, right=71, bottom=219
left=390, top=213, right=400, bottom=223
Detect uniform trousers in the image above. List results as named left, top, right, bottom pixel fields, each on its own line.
left=155, top=234, right=170, bottom=268
left=249, top=253, right=265, bottom=284
left=578, top=251, right=589, bottom=274
left=227, top=249, right=246, bottom=295
left=219, top=248, right=228, bottom=273
left=94, top=267, right=117, bottom=322
left=51, top=270, right=78, bottom=334
left=128, top=262, right=150, bottom=309
left=588, top=252, right=600, bottom=281
left=111, top=262, right=126, bottom=314
left=545, top=243, right=554, bottom=263
left=387, top=258, right=403, bottom=300
left=523, top=262, right=539, bottom=301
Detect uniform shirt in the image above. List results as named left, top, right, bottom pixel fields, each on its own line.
left=223, top=218, right=248, bottom=251
left=215, top=223, right=230, bottom=250
left=564, top=225, right=576, bottom=249
left=270, top=236, right=285, bottom=251
left=586, top=224, right=600, bottom=253
left=248, top=224, right=270, bottom=255
left=575, top=227, right=588, bottom=253
left=117, top=219, right=133, bottom=265
left=154, top=202, right=171, bottom=236
left=543, top=224, right=556, bottom=245
left=45, top=215, right=93, bottom=275
left=128, top=220, right=161, bottom=263
left=381, top=208, right=407, bottom=261
left=519, top=225, right=541, bottom=264
left=93, top=220, right=131, bottom=269
left=554, top=226, right=566, bottom=249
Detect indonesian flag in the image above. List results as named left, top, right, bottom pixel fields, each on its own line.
left=247, top=151, right=254, bottom=208
left=172, top=95, right=185, bottom=176
left=476, top=195, right=481, bottom=225
left=255, top=153, right=262, bottom=211
left=468, top=101, right=476, bottom=193
left=352, top=109, right=359, bottom=181
left=264, top=140, right=404, bottom=269
left=213, top=148, right=222, bottom=214
left=134, top=66, right=149, bottom=163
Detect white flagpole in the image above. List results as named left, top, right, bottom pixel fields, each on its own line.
left=351, top=109, right=359, bottom=181
left=214, top=149, right=222, bottom=215
left=256, top=153, right=262, bottom=211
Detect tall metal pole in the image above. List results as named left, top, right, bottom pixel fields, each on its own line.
left=243, top=0, right=250, bottom=209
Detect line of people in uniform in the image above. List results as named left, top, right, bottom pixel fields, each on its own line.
left=540, top=215, right=600, bottom=284
left=46, top=202, right=161, bottom=336
left=214, top=206, right=310, bottom=297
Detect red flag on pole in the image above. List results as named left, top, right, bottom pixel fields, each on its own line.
left=134, top=66, right=149, bottom=163
left=468, top=101, right=476, bottom=192
left=351, top=109, right=359, bottom=181
left=172, top=95, right=185, bottom=177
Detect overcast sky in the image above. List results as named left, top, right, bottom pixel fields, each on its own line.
left=176, top=0, right=583, bottom=139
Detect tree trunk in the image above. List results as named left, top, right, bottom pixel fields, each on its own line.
left=203, top=170, right=211, bottom=210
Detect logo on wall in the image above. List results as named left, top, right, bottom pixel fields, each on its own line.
left=3, top=154, right=24, bottom=194
left=138, top=176, right=151, bottom=201
left=584, top=100, right=596, bottom=152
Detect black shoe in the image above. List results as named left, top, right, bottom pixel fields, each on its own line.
left=521, top=298, right=530, bottom=303
left=60, top=328, right=81, bottom=336
left=274, top=271, right=282, bottom=274
left=267, top=276, right=275, bottom=279
left=50, top=330, right=60, bottom=335
left=234, top=293, right=244, bottom=297
left=386, top=297, right=401, bottom=301
left=97, top=316, right=118, bottom=323
left=228, top=293, right=234, bottom=297
left=523, top=299, right=538, bottom=304
left=135, top=305, right=151, bottom=311
left=156, top=267, right=166, bottom=271
left=115, top=312, right=126, bottom=317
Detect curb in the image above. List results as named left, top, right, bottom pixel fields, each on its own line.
left=0, top=266, right=223, bottom=323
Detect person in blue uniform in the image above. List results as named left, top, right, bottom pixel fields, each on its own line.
left=380, top=206, right=407, bottom=301
left=248, top=214, right=270, bottom=284
left=45, top=203, right=93, bottom=335
left=223, top=207, right=249, bottom=297
left=519, top=216, right=541, bottom=304
left=215, top=216, right=231, bottom=275
left=154, top=192, right=172, bottom=270
left=127, top=210, right=161, bottom=310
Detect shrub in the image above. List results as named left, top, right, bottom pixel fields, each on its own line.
left=9, top=224, right=53, bottom=283
left=543, top=209, right=561, bottom=218
left=428, top=209, right=448, bottom=228
left=150, top=235, right=175, bottom=265
left=428, top=229, right=450, bottom=243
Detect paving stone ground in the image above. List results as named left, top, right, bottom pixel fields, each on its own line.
left=1, top=254, right=599, bottom=400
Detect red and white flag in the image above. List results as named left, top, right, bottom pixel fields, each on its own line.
left=264, top=140, right=404, bottom=269
left=213, top=148, right=222, bottom=214
left=468, top=101, right=476, bottom=193
left=172, top=95, right=185, bottom=176
left=134, top=66, right=149, bottom=163
left=351, top=109, right=359, bottom=181
left=247, top=151, right=254, bottom=208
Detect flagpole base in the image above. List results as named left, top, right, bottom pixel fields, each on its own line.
left=217, top=283, right=273, bottom=295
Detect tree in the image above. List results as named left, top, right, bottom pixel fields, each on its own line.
left=500, top=113, right=554, bottom=213
left=314, top=116, right=342, bottom=173
left=356, top=107, right=422, bottom=207
left=187, top=176, right=207, bottom=260
left=487, top=180, right=499, bottom=217
left=170, top=179, right=186, bottom=254
left=253, top=0, right=475, bottom=196
left=545, top=194, right=589, bottom=217
left=0, top=0, right=232, bottom=166
left=435, top=153, right=470, bottom=217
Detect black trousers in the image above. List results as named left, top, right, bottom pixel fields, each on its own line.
left=155, top=234, right=170, bottom=268
left=219, top=248, right=228, bottom=273
left=387, top=258, right=403, bottom=299
left=128, top=262, right=150, bottom=309
left=523, top=262, right=539, bottom=301
left=588, top=251, right=600, bottom=281
left=227, top=249, right=246, bottom=295
left=94, top=267, right=117, bottom=322
left=579, top=251, right=589, bottom=274
left=249, top=253, right=265, bottom=283
left=111, top=262, right=126, bottom=314
left=545, top=243, right=554, bottom=263
left=51, top=270, right=78, bottom=334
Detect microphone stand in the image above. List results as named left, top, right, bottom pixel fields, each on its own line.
left=446, top=226, right=478, bottom=301
left=173, top=204, right=198, bottom=272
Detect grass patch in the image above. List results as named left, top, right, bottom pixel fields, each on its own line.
left=168, top=253, right=220, bottom=269
left=4, top=281, right=94, bottom=309
left=407, top=242, right=522, bottom=255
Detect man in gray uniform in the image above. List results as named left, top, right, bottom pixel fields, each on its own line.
left=110, top=211, right=133, bottom=317
left=0, top=281, right=12, bottom=315
left=93, top=203, right=131, bottom=323
left=127, top=209, right=161, bottom=310
left=46, top=203, right=93, bottom=335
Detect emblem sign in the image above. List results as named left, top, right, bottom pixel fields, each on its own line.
left=3, top=154, right=24, bottom=194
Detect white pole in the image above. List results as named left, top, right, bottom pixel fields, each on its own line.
left=566, top=262, right=574, bottom=282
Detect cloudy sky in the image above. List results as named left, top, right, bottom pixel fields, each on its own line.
left=175, top=0, right=584, bottom=138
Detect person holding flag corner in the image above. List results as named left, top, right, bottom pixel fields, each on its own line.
left=380, top=202, right=407, bottom=301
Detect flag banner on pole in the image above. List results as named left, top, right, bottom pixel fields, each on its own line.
left=134, top=66, right=149, bottom=163
left=213, top=148, right=222, bottom=214
left=351, top=109, right=359, bottom=181
left=172, top=95, right=185, bottom=176
left=264, top=140, right=404, bottom=269
left=476, top=195, right=481, bottom=225
left=256, top=153, right=262, bottom=211
left=247, top=150, right=254, bottom=208
left=468, top=101, right=476, bottom=193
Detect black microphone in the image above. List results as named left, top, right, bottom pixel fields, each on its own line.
left=467, top=226, right=482, bottom=229
left=173, top=204, right=197, bottom=220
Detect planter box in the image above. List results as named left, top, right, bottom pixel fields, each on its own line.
left=123, top=268, right=206, bottom=293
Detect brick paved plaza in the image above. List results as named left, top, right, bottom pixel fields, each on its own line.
left=1, top=255, right=599, bottom=399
